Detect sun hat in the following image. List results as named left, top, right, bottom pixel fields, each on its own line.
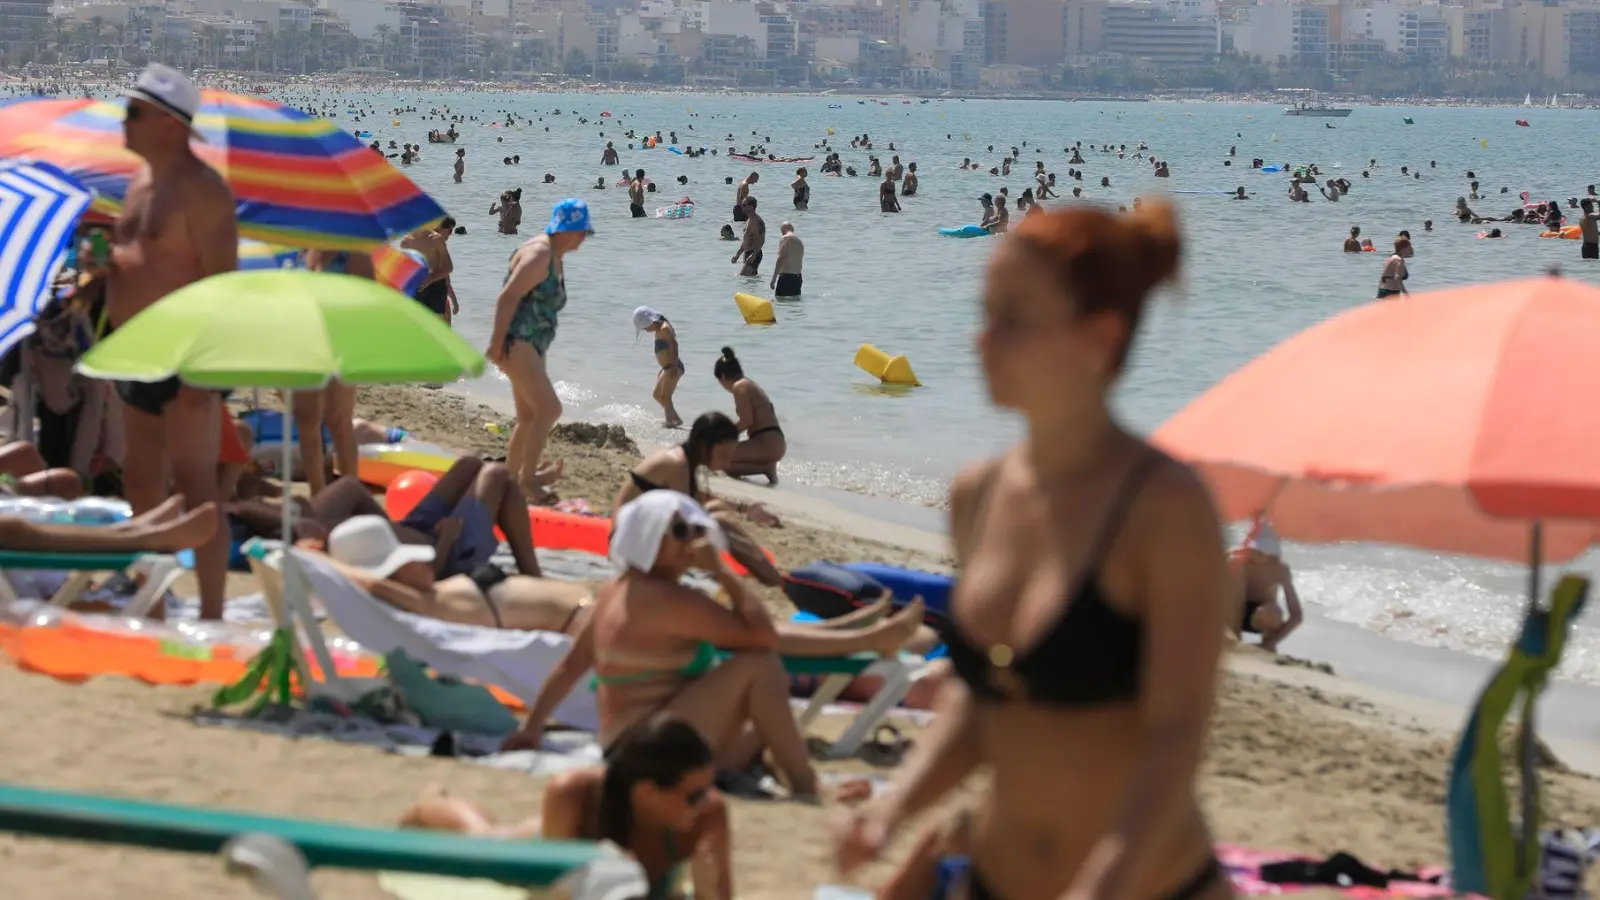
left=632, top=305, right=664, bottom=340
left=546, top=198, right=595, bottom=235
left=124, top=64, right=205, bottom=137
left=610, top=491, right=727, bottom=574
left=327, top=515, right=435, bottom=578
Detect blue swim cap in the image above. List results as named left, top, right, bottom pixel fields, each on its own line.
left=547, top=198, right=595, bottom=235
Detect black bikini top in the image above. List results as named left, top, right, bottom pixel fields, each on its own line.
left=945, top=454, right=1162, bottom=707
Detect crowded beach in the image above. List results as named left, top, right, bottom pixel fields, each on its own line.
left=2, top=64, right=1600, bottom=900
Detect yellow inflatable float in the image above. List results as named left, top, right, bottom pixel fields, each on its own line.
left=735, top=292, right=776, bottom=325
left=855, top=344, right=921, bottom=386
left=356, top=443, right=457, bottom=487
left=1539, top=225, right=1581, bottom=240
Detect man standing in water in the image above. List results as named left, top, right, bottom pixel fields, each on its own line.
left=404, top=217, right=456, bottom=322
left=733, top=171, right=758, bottom=222
left=770, top=222, right=804, bottom=297
left=1580, top=198, right=1599, bottom=260
left=732, top=196, right=765, bottom=276
left=107, top=64, right=238, bottom=621
left=454, top=148, right=466, bottom=183
left=628, top=168, right=647, bottom=218
left=601, top=142, right=619, bottom=165
left=879, top=171, right=901, bottom=213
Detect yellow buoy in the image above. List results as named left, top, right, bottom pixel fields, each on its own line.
left=854, top=344, right=920, bottom=386
left=1481, top=138, right=1488, bottom=148
left=393, top=119, right=401, bottom=126
left=826, top=127, right=835, bottom=135
left=735, top=292, right=776, bottom=325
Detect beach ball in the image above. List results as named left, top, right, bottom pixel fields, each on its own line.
left=386, top=470, right=439, bottom=521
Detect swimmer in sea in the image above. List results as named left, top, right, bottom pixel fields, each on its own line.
left=1228, top=517, right=1302, bottom=652
left=980, top=194, right=1009, bottom=233
left=880, top=171, right=901, bottom=213
left=634, top=306, right=685, bottom=428
left=1343, top=226, right=1362, bottom=253
left=792, top=167, right=810, bottom=210
left=1232, top=187, right=1248, bottom=200
left=901, top=162, right=919, bottom=197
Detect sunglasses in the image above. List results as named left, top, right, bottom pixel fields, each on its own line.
left=669, top=519, right=706, bottom=542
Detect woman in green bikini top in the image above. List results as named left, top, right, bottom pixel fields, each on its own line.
left=503, top=490, right=926, bottom=801
left=403, top=715, right=729, bottom=900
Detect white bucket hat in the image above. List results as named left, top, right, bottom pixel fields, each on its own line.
left=632, top=306, right=664, bottom=340
left=610, top=491, right=727, bottom=574
left=327, top=515, right=435, bottom=578
left=124, top=64, right=206, bottom=139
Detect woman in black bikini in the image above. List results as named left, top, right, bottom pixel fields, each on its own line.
left=834, top=202, right=1233, bottom=900
left=613, top=412, right=783, bottom=586
left=713, top=348, right=785, bottom=484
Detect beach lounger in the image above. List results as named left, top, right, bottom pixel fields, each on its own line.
left=0, top=549, right=183, bottom=616
left=1448, top=574, right=1588, bottom=900
left=0, top=780, right=645, bottom=899
left=268, top=546, right=924, bottom=756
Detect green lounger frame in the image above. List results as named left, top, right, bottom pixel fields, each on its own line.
left=0, top=550, right=183, bottom=615
left=0, top=782, right=601, bottom=884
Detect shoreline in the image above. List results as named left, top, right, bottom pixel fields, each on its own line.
left=417, top=382, right=1600, bottom=768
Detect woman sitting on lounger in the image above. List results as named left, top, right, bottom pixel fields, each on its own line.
left=403, top=715, right=729, bottom=900
left=613, top=412, right=783, bottom=586
left=0, top=495, right=217, bottom=554
left=502, top=490, right=922, bottom=800
left=305, top=515, right=594, bottom=633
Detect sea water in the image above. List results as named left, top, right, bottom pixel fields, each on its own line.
left=282, top=90, right=1600, bottom=683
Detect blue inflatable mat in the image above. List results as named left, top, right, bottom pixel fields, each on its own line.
left=842, top=563, right=953, bottom=617
left=237, top=408, right=332, bottom=447
left=938, top=225, right=990, bottom=238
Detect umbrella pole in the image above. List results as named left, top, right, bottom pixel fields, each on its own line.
left=1527, top=521, right=1543, bottom=613
left=280, top=391, right=294, bottom=563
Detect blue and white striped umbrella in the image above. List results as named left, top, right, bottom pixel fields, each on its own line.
left=0, top=160, right=92, bottom=361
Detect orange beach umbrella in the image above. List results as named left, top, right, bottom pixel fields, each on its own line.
left=1153, top=276, right=1600, bottom=563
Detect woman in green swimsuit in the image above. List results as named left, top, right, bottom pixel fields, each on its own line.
left=403, top=715, right=730, bottom=900
left=502, top=491, right=923, bottom=801
left=488, top=198, right=593, bottom=503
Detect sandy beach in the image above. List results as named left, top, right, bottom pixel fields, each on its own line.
left=3, top=384, right=1599, bottom=899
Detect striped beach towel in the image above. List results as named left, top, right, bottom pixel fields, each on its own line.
left=0, top=160, right=92, bottom=361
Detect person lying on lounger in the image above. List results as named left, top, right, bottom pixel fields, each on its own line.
left=502, top=490, right=923, bottom=801
left=0, top=495, right=216, bottom=554
left=232, top=456, right=543, bottom=580
left=1229, top=516, right=1303, bottom=652
left=402, top=715, right=730, bottom=900
left=301, top=515, right=594, bottom=633
left=0, top=441, right=83, bottom=499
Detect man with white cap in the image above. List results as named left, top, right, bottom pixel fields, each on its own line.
left=1228, top=514, right=1303, bottom=652
left=632, top=305, right=682, bottom=427
left=104, top=63, right=239, bottom=620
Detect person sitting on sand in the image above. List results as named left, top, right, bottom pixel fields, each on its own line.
left=404, top=715, right=730, bottom=900
left=614, top=412, right=781, bottom=585
left=1228, top=515, right=1303, bottom=652
left=0, top=441, right=82, bottom=499
left=0, top=494, right=216, bottom=554
left=712, top=347, right=785, bottom=484
left=501, top=491, right=923, bottom=801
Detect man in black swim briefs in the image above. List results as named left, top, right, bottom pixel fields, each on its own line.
left=404, top=217, right=457, bottom=320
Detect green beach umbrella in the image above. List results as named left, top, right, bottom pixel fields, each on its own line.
left=77, top=269, right=483, bottom=389
left=76, top=269, right=484, bottom=714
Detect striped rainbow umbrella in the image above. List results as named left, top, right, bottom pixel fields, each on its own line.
left=236, top=241, right=429, bottom=297
left=0, top=94, right=444, bottom=250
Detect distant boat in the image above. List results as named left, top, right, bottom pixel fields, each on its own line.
left=1546, top=94, right=1560, bottom=108
left=1284, top=95, right=1353, bottom=117
left=1524, top=93, right=1533, bottom=107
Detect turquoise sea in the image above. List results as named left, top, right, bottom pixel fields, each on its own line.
left=291, top=90, right=1600, bottom=684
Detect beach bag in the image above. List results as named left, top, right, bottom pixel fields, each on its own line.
left=384, top=648, right=518, bottom=737
left=784, top=562, right=887, bottom=620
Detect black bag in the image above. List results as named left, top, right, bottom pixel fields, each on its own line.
left=784, top=561, right=887, bottom=620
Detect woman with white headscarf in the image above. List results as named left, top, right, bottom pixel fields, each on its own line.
left=1229, top=514, right=1303, bottom=652
left=503, top=491, right=923, bottom=801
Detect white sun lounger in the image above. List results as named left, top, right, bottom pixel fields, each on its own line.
left=253, top=544, right=924, bottom=756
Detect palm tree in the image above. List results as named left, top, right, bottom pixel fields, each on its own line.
left=374, top=24, right=394, bottom=70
